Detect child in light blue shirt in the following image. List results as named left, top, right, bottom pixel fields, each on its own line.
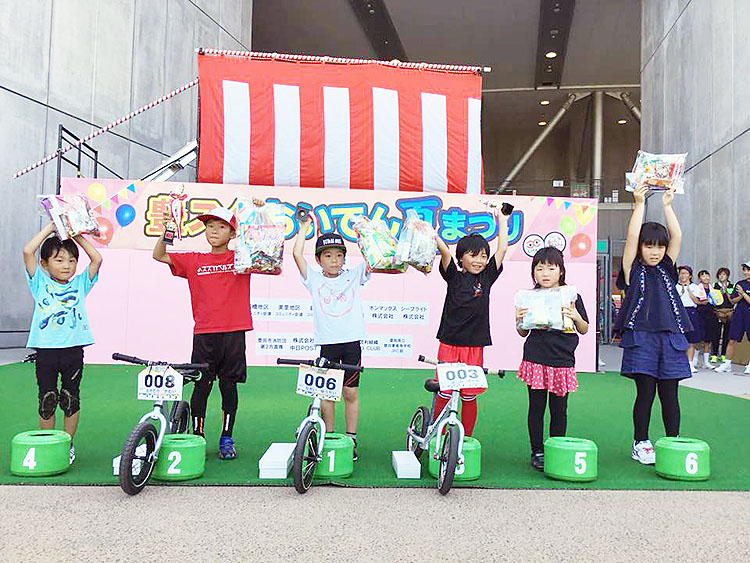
left=23, top=222, right=102, bottom=464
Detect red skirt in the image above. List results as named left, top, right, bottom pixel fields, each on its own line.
left=517, top=360, right=577, bottom=397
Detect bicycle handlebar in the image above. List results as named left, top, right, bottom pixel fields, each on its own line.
left=276, top=357, right=363, bottom=373
left=112, top=353, right=208, bottom=372
left=417, top=354, right=505, bottom=378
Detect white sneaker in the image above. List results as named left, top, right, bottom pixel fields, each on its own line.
left=689, top=363, right=697, bottom=374
left=744, top=364, right=750, bottom=375
left=69, top=444, right=75, bottom=465
left=714, top=361, right=733, bottom=373
left=702, top=355, right=714, bottom=369
left=632, top=440, right=656, bottom=465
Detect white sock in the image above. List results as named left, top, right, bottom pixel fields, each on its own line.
left=704, top=353, right=710, bottom=364
left=724, top=359, right=732, bottom=366
left=691, top=355, right=698, bottom=367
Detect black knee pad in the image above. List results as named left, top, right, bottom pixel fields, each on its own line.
left=39, top=390, right=58, bottom=420
left=59, top=388, right=80, bottom=417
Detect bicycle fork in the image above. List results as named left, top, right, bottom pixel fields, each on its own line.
left=434, top=391, right=466, bottom=468
left=138, top=400, right=169, bottom=463
left=296, top=396, right=327, bottom=460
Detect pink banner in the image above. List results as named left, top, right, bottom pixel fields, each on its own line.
left=61, top=178, right=598, bottom=371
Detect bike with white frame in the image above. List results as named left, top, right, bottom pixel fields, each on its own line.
left=112, top=353, right=207, bottom=495
left=277, top=356, right=363, bottom=494
left=406, top=355, right=504, bottom=495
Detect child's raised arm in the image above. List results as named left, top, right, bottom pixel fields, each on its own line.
left=73, top=234, right=102, bottom=280
left=293, top=214, right=312, bottom=279
left=436, top=236, right=452, bottom=270
left=153, top=230, right=173, bottom=266
left=493, top=210, right=509, bottom=269
left=621, top=183, right=648, bottom=283
left=662, top=187, right=681, bottom=263
left=22, top=222, right=55, bottom=277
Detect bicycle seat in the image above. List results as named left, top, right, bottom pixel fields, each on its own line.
left=424, top=378, right=440, bottom=393
left=178, top=369, right=202, bottom=382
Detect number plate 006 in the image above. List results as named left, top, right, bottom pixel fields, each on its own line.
left=296, top=366, right=344, bottom=401
left=137, top=365, right=183, bottom=401
left=436, top=363, right=488, bottom=392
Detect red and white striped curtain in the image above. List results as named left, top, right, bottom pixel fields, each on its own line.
left=197, top=53, right=483, bottom=193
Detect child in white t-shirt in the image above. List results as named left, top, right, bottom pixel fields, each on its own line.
left=293, top=213, right=370, bottom=460
left=676, top=265, right=707, bottom=373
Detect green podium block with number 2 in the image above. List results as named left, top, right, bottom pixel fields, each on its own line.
left=152, top=434, right=206, bottom=481
left=427, top=435, right=482, bottom=481
left=10, top=430, right=71, bottom=477
left=315, top=433, right=354, bottom=478
left=544, top=437, right=598, bottom=482
left=655, top=437, right=710, bottom=481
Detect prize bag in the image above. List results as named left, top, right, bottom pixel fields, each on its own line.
left=395, top=209, right=438, bottom=274
left=515, top=285, right=578, bottom=332
left=234, top=197, right=286, bottom=275
left=39, top=194, right=100, bottom=240
left=630, top=150, right=687, bottom=192
left=351, top=215, right=406, bottom=273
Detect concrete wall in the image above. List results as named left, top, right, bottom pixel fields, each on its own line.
left=641, top=0, right=749, bottom=278
left=0, top=0, right=253, bottom=346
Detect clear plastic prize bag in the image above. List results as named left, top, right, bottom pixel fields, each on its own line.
left=39, top=194, right=100, bottom=240
left=352, top=215, right=406, bottom=273
left=395, top=209, right=438, bottom=274
left=234, top=197, right=285, bottom=275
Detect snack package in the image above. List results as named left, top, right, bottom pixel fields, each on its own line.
left=395, top=209, right=438, bottom=274
left=234, top=197, right=285, bottom=275
left=628, top=150, right=687, bottom=193
left=39, top=194, right=100, bottom=240
left=515, top=285, right=578, bottom=332
left=352, top=215, right=406, bottom=273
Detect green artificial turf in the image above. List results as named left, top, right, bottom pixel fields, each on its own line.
left=0, top=362, right=748, bottom=490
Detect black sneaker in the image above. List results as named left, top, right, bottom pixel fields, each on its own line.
left=531, top=452, right=544, bottom=472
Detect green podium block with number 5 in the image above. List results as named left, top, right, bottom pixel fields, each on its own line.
left=544, top=437, right=598, bottom=482
left=655, top=437, right=710, bottom=481
left=10, top=430, right=71, bottom=477
left=427, top=435, right=482, bottom=481
left=152, top=434, right=206, bottom=481
left=314, top=433, right=354, bottom=478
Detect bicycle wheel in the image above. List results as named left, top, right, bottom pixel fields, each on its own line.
left=437, top=424, right=459, bottom=496
left=169, top=400, right=190, bottom=434
left=292, top=421, right=319, bottom=494
left=406, top=406, right=430, bottom=459
left=119, top=421, right=158, bottom=496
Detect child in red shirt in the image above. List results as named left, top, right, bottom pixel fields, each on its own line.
left=153, top=206, right=255, bottom=460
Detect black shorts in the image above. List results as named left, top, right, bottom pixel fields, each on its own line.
left=191, top=331, right=247, bottom=384
left=35, top=347, right=84, bottom=396
left=320, top=341, right=362, bottom=388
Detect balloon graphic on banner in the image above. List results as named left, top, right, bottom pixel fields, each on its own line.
left=559, top=215, right=576, bottom=237
left=87, top=182, right=107, bottom=203
left=115, top=204, right=136, bottom=227
left=570, top=233, right=592, bottom=258
left=92, top=217, right=114, bottom=246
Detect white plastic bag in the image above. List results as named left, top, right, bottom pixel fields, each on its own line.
left=396, top=209, right=437, bottom=274
left=39, top=194, right=100, bottom=240
left=515, top=285, right=578, bottom=332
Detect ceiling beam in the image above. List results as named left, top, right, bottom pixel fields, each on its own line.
left=348, top=0, right=407, bottom=61
left=534, top=0, right=576, bottom=88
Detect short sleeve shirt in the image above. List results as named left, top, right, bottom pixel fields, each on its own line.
left=735, top=279, right=750, bottom=313
left=169, top=250, right=253, bottom=335
left=26, top=267, right=98, bottom=349
left=302, top=262, right=370, bottom=345
left=522, top=294, right=588, bottom=368
left=436, top=259, right=502, bottom=347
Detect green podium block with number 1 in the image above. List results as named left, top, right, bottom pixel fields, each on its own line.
left=152, top=434, right=206, bottom=481
left=544, top=437, right=598, bottom=482
left=315, top=433, right=354, bottom=478
left=10, top=430, right=71, bottom=477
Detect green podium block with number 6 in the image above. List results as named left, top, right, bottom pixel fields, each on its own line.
left=10, top=430, right=71, bottom=477
left=655, top=437, right=710, bottom=481
left=315, top=433, right=354, bottom=478
left=544, top=437, right=598, bottom=482
left=427, top=435, right=482, bottom=481
left=152, top=434, right=206, bottom=481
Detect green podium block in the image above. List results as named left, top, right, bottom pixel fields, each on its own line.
left=314, top=433, right=354, bottom=478
left=152, top=434, right=206, bottom=481
left=544, top=437, right=598, bottom=482
left=10, top=430, right=71, bottom=477
left=427, top=435, right=482, bottom=481
left=655, top=437, right=710, bottom=481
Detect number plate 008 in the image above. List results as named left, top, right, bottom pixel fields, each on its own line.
left=137, top=365, right=183, bottom=401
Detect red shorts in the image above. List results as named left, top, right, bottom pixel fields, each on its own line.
left=435, top=342, right=487, bottom=397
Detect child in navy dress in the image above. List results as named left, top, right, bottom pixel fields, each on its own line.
left=515, top=247, right=588, bottom=471
left=714, top=261, right=750, bottom=374
left=614, top=184, right=692, bottom=465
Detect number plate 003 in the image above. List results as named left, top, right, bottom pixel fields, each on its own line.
left=296, top=366, right=344, bottom=401
left=436, top=363, right=488, bottom=392
left=137, top=365, right=184, bottom=401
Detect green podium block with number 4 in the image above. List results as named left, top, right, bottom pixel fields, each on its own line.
left=544, top=437, right=598, bottom=482
left=315, top=433, right=354, bottom=478
left=655, top=437, right=710, bottom=481
left=152, top=434, right=206, bottom=481
left=427, top=435, right=482, bottom=481
left=10, top=430, right=71, bottom=477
